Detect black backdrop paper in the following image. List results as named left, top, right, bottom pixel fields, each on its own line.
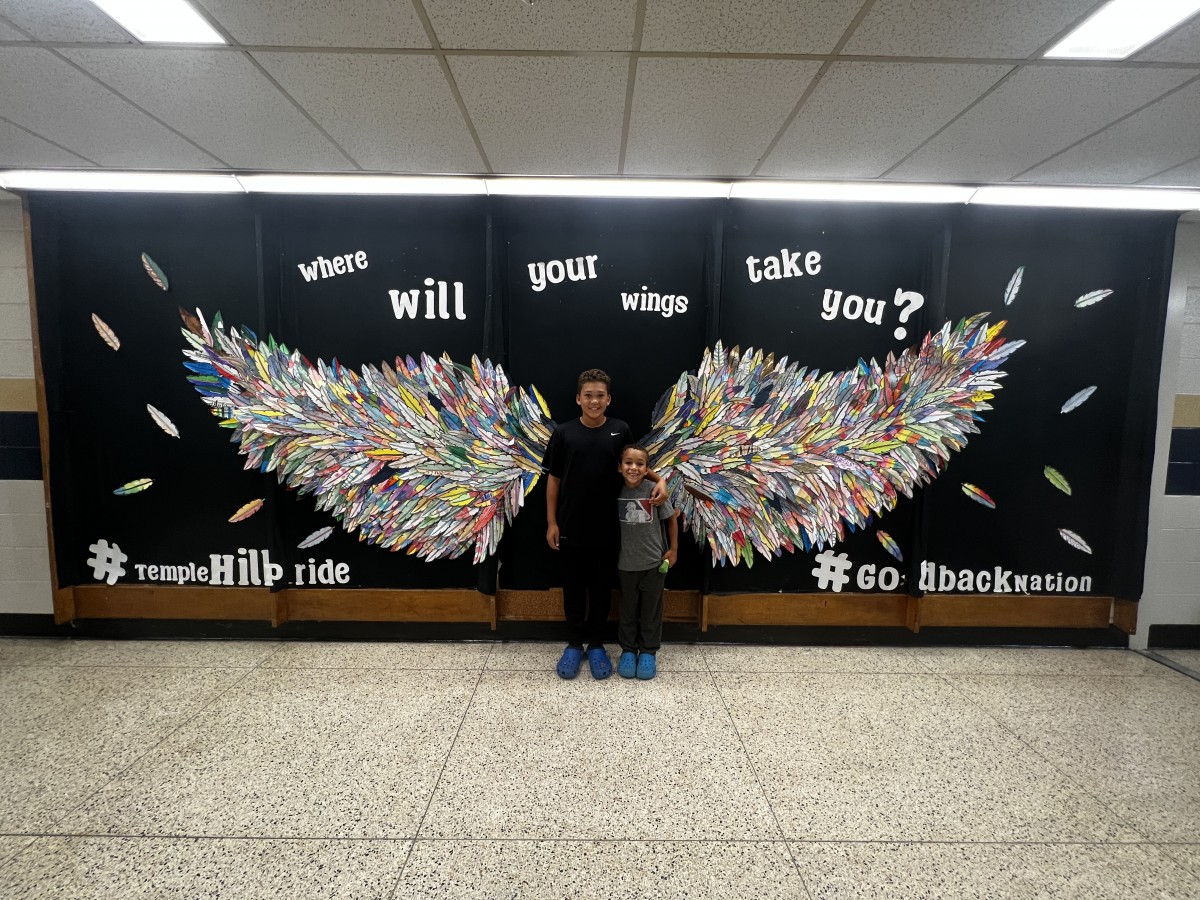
left=29, top=193, right=1175, bottom=601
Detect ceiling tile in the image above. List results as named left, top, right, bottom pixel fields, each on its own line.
left=0, top=48, right=220, bottom=168
left=63, top=48, right=351, bottom=170
left=641, top=0, right=861, bottom=53
left=449, top=56, right=627, bottom=175
left=0, top=0, right=133, bottom=42
left=0, top=19, right=27, bottom=40
left=0, top=118, right=92, bottom=167
left=889, top=66, right=1194, bottom=182
left=1134, top=15, right=1200, bottom=63
left=1142, top=157, right=1200, bottom=187
left=195, top=0, right=428, bottom=48
left=424, top=0, right=636, bottom=51
left=255, top=52, right=483, bottom=173
left=1020, top=80, right=1200, bottom=184
left=843, top=0, right=1098, bottom=58
left=624, top=58, right=820, bottom=176
left=759, top=62, right=1008, bottom=178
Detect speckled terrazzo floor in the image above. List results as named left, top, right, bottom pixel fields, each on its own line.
left=1, top=640, right=1199, bottom=899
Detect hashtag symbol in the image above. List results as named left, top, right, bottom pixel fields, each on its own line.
left=86, top=539, right=127, bottom=585
left=811, top=549, right=853, bottom=592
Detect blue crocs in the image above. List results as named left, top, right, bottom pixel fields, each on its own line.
left=556, top=646, right=584, bottom=679
left=587, top=646, right=613, bottom=680
left=617, top=651, right=637, bottom=679
left=636, top=652, right=657, bottom=680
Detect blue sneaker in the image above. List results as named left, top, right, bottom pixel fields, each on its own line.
left=617, top=651, right=637, bottom=679
left=587, top=646, right=612, bottom=680
left=556, top=646, right=584, bottom=679
left=636, top=653, right=657, bottom=680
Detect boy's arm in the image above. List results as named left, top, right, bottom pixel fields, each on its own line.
left=663, top=511, right=678, bottom=568
left=645, top=469, right=668, bottom=506
left=545, top=475, right=561, bottom=550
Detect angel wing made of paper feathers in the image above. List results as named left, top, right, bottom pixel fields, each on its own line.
left=180, top=308, right=554, bottom=563
left=641, top=315, right=1023, bottom=566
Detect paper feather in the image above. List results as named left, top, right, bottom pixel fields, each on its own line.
left=91, top=313, right=120, bottom=351
left=1058, top=527, right=1092, bottom=554
left=961, top=483, right=996, bottom=509
left=113, top=478, right=153, bottom=495
left=1060, top=386, right=1096, bottom=414
left=876, top=530, right=904, bottom=562
left=1074, top=289, right=1112, bottom=308
left=229, top=498, right=264, bottom=523
left=298, top=526, right=333, bottom=549
left=141, top=253, right=169, bottom=291
left=1044, top=466, right=1071, bottom=495
left=146, top=404, right=179, bottom=438
left=641, top=315, right=1022, bottom=566
left=1003, top=266, right=1024, bottom=306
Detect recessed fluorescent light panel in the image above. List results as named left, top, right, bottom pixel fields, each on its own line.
left=237, top=175, right=486, bottom=195
left=485, top=178, right=730, bottom=198
left=1045, top=0, right=1200, bottom=59
left=972, top=185, right=1200, bottom=210
left=731, top=182, right=975, bottom=204
left=89, top=0, right=225, bottom=44
left=0, top=170, right=241, bottom=192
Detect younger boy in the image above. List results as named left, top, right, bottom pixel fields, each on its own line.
left=616, top=444, right=678, bottom=680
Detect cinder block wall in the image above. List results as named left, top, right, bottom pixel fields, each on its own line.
left=0, top=194, right=52, bottom=616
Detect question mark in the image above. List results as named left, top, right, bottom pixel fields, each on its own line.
left=892, top=289, right=925, bottom=340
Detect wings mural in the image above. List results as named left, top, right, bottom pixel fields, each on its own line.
left=182, top=309, right=1021, bottom=566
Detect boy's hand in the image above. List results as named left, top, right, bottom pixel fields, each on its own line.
left=546, top=523, right=559, bottom=550
left=663, top=548, right=677, bottom=569
left=649, top=479, right=668, bottom=506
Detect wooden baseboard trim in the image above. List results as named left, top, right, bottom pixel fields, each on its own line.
left=495, top=589, right=700, bottom=623
left=918, top=594, right=1113, bottom=629
left=705, top=593, right=909, bottom=627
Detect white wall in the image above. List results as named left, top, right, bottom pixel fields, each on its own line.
left=1132, top=220, right=1200, bottom=648
left=0, top=193, right=54, bottom=616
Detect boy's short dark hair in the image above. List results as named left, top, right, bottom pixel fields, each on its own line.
left=620, top=443, right=650, bottom=462
left=577, top=368, right=611, bottom=392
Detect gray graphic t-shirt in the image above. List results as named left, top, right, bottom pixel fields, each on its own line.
left=617, top=480, right=675, bottom=571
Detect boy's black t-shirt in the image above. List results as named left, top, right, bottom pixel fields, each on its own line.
left=543, top=417, right=634, bottom=547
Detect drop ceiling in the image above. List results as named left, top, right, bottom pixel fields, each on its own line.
left=0, top=0, right=1197, bottom=186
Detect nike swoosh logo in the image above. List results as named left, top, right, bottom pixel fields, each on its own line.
left=610, top=432, right=621, bottom=436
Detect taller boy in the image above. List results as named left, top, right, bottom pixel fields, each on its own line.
left=544, top=369, right=666, bottom=680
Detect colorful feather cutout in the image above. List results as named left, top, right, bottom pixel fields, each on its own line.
left=91, top=313, right=120, bottom=351
left=297, top=526, right=333, bottom=549
left=181, top=309, right=554, bottom=563
left=141, top=252, right=169, bottom=291
left=1060, top=386, right=1096, bottom=414
left=1003, top=266, right=1024, bottom=306
left=1058, top=528, right=1092, bottom=554
left=1074, top=289, right=1112, bottom=308
left=876, top=530, right=904, bottom=562
left=146, top=404, right=179, bottom=438
left=641, top=316, right=1022, bottom=566
left=1044, top=466, right=1071, bottom=495
left=961, top=483, right=996, bottom=509
left=229, top=499, right=264, bottom=523
left=113, top=478, right=153, bottom=495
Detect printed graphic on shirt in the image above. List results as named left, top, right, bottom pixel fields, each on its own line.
left=619, top=498, right=654, bottom=524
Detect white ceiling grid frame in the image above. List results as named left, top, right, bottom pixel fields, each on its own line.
left=889, top=65, right=1196, bottom=182
left=448, top=56, right=629, bottom=175
left=759, top=62, right=1012, bottom=179
left=254, top=52, right=486, bottom=173
left=0, top=118, right=91, bottom=168
left=193, top=0, right=429, bottom=47
left=1134, top=14, right=1200, bottom=63
left=0, top=47, right=221, bottom=168
left=422, top=0, right=638, bottom=51
left=639, top=0, right=862, bottom=53
left=0, top=0, right=133, bottom=42
left=842, top=0, right=1103, bottom=59
left=1019, top=76, right=1200, bottom=184
left=63, top=48, right=354, bottom=171
left=624, top=58, right=823, bottom=176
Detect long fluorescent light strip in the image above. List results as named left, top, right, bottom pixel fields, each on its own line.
left=0, top=170, right=242, bottom=193
left=972, top=185, right=1200, bottom=210
left=88, top=0, right=225, bottom=44
left=485, top=178, right=730, bottom=198
left=732, top=182, right=974, bottom=204
left=238, top=175, right=486, bottom=195
left=1045, top=0, right=1200, bottom=59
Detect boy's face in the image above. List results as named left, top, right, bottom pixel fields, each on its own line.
left=620, top=449, right=649, bottom=487
left=576, top=381, right=611, bottom=426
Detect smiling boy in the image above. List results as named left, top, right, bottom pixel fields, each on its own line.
left=544, top=369, right=666, bottom=680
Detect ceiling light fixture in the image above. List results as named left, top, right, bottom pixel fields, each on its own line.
left=237, top=174, right=486, bottom=195
left=0, top=170, right=242, bottom=192
left=730, top=182, right=976, bottom=204
left=972, top=185, right=1200, bottom=210
left=1044, top=0, right=1200, bottom=59
left=88, top=0, right=225, bottom=44
left=485, top=178, right=730, bottom=198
